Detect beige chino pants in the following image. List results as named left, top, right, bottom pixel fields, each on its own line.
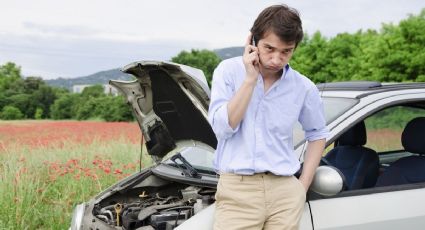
left=214, top=173, right=306, bottom=230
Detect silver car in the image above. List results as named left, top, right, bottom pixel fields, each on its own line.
left=70, top=61, right=425, bottom=230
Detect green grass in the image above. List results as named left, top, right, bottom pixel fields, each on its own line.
left=0, top=139, right=151, bottom=230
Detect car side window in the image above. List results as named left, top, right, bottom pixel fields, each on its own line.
left=364, top=105, right=424, bottom=153
left=320, top=103, right=424, bottom=192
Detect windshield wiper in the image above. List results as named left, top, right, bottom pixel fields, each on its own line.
left=170, top=152, right=201, bottom=179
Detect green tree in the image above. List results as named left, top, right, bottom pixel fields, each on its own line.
left=50, top=93, right=79, bottom=119
left=34, top=108, right=43, bottom=120
left=81, top=85, right=105, bottom=98
left=0, top=62, right=21, bottom=91
left=0, top=105, right=24, bottom=120
left=292, top=9, right=425, bottom=84
left=357, top=9, right=425, bottom=82
left=0, top=93, right=10, bottom=111
left=99, top=96, right=134, bottom=122
left=72, top=85, right=107, bottom=120
left=354, top=29, right=380, bottom=81
left=291, top=32, right=330, bottom=83
left=23, top=77, right=45, bottom=93
left=171, top=49, right=221, bottom=85
left=32, top=85, right=57, bottom=118
left=395, top=9, right=425, bottom=81
left=322, top=32, right=363, bottom=82
left=75, top=97, right=98, bottom=120
left=0, top=62, right=69, bottom=120
left=8, top=94, right=36, bottom=119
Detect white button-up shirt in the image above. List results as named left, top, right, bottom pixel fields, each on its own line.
left=208, top=56, right=329, bottom=176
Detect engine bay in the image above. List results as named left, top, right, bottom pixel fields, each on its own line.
left=92, top=174, right=216, bottom=230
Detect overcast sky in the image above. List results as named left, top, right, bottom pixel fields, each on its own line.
left=1, top=0, right=424, bottom=79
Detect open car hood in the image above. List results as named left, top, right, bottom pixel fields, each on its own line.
left=110, top=61, right=217, bottom=163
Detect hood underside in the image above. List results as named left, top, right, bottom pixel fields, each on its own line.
left=110, top=61, right=217, bottom=162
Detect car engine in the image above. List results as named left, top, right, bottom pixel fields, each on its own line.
left=92, top=176, right=216, bottom=230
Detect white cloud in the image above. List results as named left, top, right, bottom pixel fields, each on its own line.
left=0, top=0, right=424, bottom=78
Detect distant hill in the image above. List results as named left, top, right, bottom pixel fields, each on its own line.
left=45, top=69, right=134, bottom=90
left=45, top=47, right=243, bottom=90
left=215, top=46, right=243, bottom=60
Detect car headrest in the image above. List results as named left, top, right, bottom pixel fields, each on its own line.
left=402, top=117, right=425, bottom=155
left=337, top=121, right=366, bottom=146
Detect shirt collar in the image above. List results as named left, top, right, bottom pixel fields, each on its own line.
left=277, top=64, right=290, bottom=82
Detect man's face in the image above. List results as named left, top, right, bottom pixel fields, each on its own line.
left=257, top=31, right=296, bottom=74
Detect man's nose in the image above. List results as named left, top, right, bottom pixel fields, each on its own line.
left=271, top=53, right=284, bottom=66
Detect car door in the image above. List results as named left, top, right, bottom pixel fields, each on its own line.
left=308, top=93, right=425, bottom=229
left=309, top=188, right=425, bottom=229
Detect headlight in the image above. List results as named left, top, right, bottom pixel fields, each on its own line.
left=70, top=203, right=85, bottom=230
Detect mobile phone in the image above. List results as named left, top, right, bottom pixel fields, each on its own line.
left=250, top=36, right=259, bottom=65
left=250, top=36, right=257, bottom=54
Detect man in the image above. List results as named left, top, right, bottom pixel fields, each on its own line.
left=208, top=4, right=329, bottom=230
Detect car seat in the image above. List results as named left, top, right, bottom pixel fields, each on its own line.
left=324, top=121, right=379, bottom=190
left=375, top=117, right=425, bottom=187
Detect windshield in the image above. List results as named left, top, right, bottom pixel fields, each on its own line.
left=162, top=142, right=216, bottom=173
left=293, top=97, right=359, bottom=147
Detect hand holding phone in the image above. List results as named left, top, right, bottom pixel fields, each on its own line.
left=243, top=33, right=260, bottom=82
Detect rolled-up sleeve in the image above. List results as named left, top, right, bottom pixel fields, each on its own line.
left=299, top=85, right=329, bottom=142
left=208, top=62, right=240, bottom=140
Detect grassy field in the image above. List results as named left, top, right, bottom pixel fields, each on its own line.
left=0, top=120, right=151, bottom=229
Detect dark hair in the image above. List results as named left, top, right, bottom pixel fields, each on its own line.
left=250, top=4, right=303, bottom=46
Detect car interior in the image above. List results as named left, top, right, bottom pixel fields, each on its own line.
left=375, top=117, right=425, bottom=187
left=323, top=121, right=379, bottom=190
left=322, top=102, right=425, bottom=193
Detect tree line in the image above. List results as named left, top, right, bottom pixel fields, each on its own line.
left=0, top=64, right=133, bottom=121
left=0, top=9, right=423, bottom=121
left=291, top=9, right=425, bottom=83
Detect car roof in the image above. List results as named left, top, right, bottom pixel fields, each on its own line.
left=317, top=81, right=425, bottom=99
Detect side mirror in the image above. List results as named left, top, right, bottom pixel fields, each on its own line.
left=310, top=166, right=345, bottom=196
